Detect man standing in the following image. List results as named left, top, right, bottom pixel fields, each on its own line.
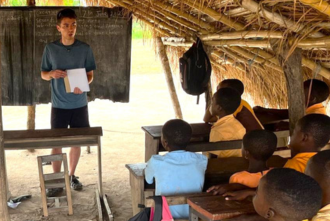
left=41, top=9, right=96, bottom=197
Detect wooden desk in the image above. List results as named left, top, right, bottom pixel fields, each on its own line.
left=3, top=127, right=104, bottom=196
left=142, top=123, right=211, bottom=161
left=188, top=195, right=255, bottom=221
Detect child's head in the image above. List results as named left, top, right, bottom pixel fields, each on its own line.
left=305, top=150, right=330, bottom=206
left=289, top=114, right=330, bottom=153
left=56, top=9, right=77, bottom=40
left=210, top=88, right=241, bottom=117
left=242, top=130, right=277, bottom=161
left=161, top=119, right=192, bottom=151
left=253, top=168, right=322, bottom=221
left=217, top=79, right=244, bottom=96
left=304, top=79, right=329, bottom=106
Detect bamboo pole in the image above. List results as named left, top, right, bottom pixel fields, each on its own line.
left=0, top=41, right=10, bottom=221
left=162, top=41, right=192, bottom=47
left=205, top=39, right=271, bottom=48
left=156, top=37, right=183, bottom=119
left=225, top=7, right=250, bottom=17
left=299, top=0, right=330, bottom=17
left=240, top=0, right=325, bottom=38
left=184, top=0, right=245, bottom=30
left=212, top=50, right=246, bottom=71
left=200, top=31, right=283, bottom=40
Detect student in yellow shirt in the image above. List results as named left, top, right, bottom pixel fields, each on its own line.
left=284, top=114, right=330, bottom=173
left=305, top=150, right=330, bottom=221
left=209, top=87, right=246, bottom=158
left=254, top=79, right=329, bottom=128
left=207, top=130, right=277, bottom=196
left=204, top=79, right=263, bottom=132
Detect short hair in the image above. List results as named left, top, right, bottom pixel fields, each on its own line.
left=298, top=114, right=330, bottom=148
left=162, top=119, right=192, bottom=150
left=308, top=150, right=330, bottom=182
left=263, top=168, right=322, bottom=220
left=304, top=79, right=329, bottom=103
left=220, top=79, right=244, bottom=95
left=243, top=130, right=277, bottom=161
left=214, top=88, right=241, bottom=115
left=57, top=9, right=77, bottom=25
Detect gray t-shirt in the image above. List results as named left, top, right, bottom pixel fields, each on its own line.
left=41, top=39, right=96, bottom=109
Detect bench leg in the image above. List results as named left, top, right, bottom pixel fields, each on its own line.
left=129, top=173, right=145, bottom=215
left=189, top=207, right=199, bottom=221
left=97, top=137, right=103, bottom=197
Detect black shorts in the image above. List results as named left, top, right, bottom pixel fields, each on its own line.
left=51, top=105, right=90, bottom=129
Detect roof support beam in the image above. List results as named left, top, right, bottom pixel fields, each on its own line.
left=299, top=0, right=330, bottom=18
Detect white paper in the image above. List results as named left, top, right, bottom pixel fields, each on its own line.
left=66, top=68, right=90, bottom=93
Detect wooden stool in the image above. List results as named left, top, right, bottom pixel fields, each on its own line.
left=37, top=153, right=73, bottom=217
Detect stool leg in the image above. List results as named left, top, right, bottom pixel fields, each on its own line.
left=63, top=154, right=73, bottom=215
left=37, top=157, right=48, bottom=217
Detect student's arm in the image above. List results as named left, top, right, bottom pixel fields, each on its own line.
left=203, top=106, right=217, bottom=123
left=224, top=214, right=267, bottom=221
left=87, top=71, right=93, bottom=84
left=207, top=183, right=249, bottom=196
left=223, top=188, right=256, bottom=201
left=41, top=70, right=67, bottom=81
left=144, top=158, right=156, bottom=184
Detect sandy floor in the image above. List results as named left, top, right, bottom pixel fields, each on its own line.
left=5, top=40, right=206, bottom=221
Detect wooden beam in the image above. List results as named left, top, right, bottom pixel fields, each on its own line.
left=184, top=0, right=245, bottom=30
left=240, top=0, right=324, bottom=38
left=0, top=40, right=10, bottom=221
left=270, top=40, right=305, bottom=135
left=156, top=37, right=183, bottom=119
left=200, top=31, right=283, bottom=40
left=205, top=39, right=271, bottom=48
left=211, top=50, right=246, bottom=71
left=299, top=0, right=330, bottom=17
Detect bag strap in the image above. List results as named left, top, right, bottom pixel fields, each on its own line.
left=152, top=196, right=163, bottom=221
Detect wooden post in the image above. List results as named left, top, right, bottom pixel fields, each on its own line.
left=204, top=46, right=214, bottom=110
left=0, top=41, right=10, bottom=221
left=156, top=37, right=183, bottom=119
left=27, top=105, right=36, bottom=152
left=270, top=40, right=305, bottom=135
left=27, top=0, right=35, bottom=6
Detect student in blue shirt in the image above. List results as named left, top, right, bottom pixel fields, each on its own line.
left=145, top=119, right=208, bottom=219
left=41, top=9, right=96, bottom=197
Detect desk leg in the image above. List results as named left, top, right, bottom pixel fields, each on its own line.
left=189, top=207, right=199, bottom=221
left=145, top=134, right=159, bottom=162
left=129, top=173, right=145, bottom=216
left=97, top=137, right=103, bottom=197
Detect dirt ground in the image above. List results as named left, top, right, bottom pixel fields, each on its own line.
left=5, top=40, right=206, bottom=221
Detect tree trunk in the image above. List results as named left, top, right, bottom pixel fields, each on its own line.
left=270, top=40, right=305, bottom=135
left=156, top=37, right=183, bottom=119
left=0, top=40, right=11, bottom=221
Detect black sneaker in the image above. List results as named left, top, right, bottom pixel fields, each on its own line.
left=70, top=175, right=83, bottom=191
left=46, top=188, right=63, bottom=197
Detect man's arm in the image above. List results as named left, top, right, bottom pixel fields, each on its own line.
left=87, top=71, right=93, bottom=84
left=41, top=70, right=67, bottom=81
left=203, top=106, right=218, bottom=123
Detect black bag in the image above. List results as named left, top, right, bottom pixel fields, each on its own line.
left=128, top=196, right=163, bottom=221
left=179, top=37, right=212, bottom=103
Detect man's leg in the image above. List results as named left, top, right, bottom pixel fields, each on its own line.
left=69, top=147, right=81, bottom=176
left=51, top=148, right=63, bottom=173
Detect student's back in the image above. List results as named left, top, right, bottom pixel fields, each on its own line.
left=144, top=119, right=208, bottom=219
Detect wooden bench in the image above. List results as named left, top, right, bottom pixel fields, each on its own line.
left=126, top=156, right=287, bottom=216
left=3, top=127, right=112, bottom=219
left=142, top=123, right=290, bottom=161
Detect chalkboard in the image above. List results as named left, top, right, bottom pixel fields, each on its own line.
left=0, top=7, right=132, bottom=105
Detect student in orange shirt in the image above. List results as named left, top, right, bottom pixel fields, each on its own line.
left=209, top=87, right=246, bottom=158
left=305, top=150, right=330, bottom=221
left=207, top=130, right=277, bottom=195
left=254, top=79, right=329, bottom=126
left=204, top=79, right=263, bottom=132
left=284, top=114, right=330, bottom=173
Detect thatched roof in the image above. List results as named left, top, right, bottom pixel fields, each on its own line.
left=2, top=0, right=330, bottom=108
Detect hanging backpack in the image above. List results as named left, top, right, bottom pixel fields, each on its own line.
left=179, top=37, right=212, bottom=104
left=128, top=196, right=173, bottom=221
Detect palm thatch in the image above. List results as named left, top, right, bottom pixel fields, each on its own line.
left=1, top=0, right=330, bottom=108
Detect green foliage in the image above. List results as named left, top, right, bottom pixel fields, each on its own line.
left=7, top=0, right=26, bottom=6
left=132, top=21, right=151, bottom=40
left=63, top=0, right=80, bottom=6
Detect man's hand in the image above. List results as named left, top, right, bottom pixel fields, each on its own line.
left=73, top=87, right=83, bottom=94
left=207, top=184, right=231, bottom=195
left=50, top=70, right=67, bottom=79
left=223, top=189, right=256, bottom=201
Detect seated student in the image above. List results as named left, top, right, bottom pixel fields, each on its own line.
left=284, top=114, right=330, bottom=172
left=209, top=87, right=246, bottom=158
left=204, top=79, right=263, bottom=132
left=207, top=130, right=277, bottom=195
left=305, top=150, right=330, bottom=221
left=229, top=130, right=277, bottom=188
left=254, top=79, right=329, bottom=126
left=144, top=119, right=208, bottom=219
